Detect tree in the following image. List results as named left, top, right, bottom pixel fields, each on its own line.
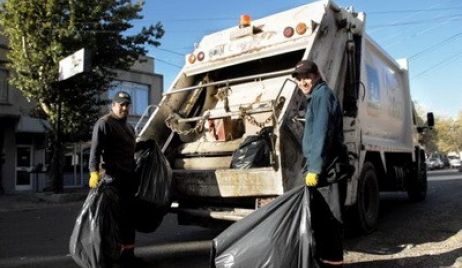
left=0, top=0, right=164, bottom=192
left=435, top=115, right=462, bottom=154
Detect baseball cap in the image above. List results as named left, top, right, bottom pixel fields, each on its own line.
left=112, top=91, right=131, bottom=104
left=292, top=60, right=319, bottom=78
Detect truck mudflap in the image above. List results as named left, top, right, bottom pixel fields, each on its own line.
left=173, top=167, right=284, bottom=197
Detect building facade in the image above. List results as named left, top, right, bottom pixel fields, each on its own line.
left=0, top=33, right=163, bottom=193
left=0, top=32, right=49, bottom=193
left=62, top=56, right=163, bottom=189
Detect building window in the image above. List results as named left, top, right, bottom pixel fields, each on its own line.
left=0, top=69, right=8, bottom=103
left=109, top=81, right=150, bottom=116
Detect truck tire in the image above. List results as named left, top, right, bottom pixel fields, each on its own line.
left=407, top=150, right=427, bottom=202
left=354, top=162, right=380, bottom=234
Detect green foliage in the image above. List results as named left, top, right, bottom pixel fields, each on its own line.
left=414, top=104, right=462, bottom=154
left=434, top=115, right=462, bottom=154
left=0, top=0, right=164, bottom=141
left=0, top=0, right=163, bottom=192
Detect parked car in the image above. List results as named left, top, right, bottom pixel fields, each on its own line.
left=427, top=153, right=451, bottom=169
left=426, top=157, right=442, bottom=170
left=436, top=157, right=444, bottom=169
left=448, top=155, right=462, bottom=169
left=440, top=155, right=450, bottom=168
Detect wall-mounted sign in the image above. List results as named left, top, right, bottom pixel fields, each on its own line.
left=58, top=48, right=91, bottom=81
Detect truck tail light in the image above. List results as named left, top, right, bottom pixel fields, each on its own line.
left=283, top=26, right=294, bottom=38
left=296, top=23, right=307, bottom=35
left=197, top=51, right=205, bottom=61
left=188, top=54, right=196, bottom=64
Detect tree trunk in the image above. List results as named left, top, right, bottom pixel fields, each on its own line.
left=0, top=130, right=4, bottom=194
left=48, top=131, right=64, bottom=193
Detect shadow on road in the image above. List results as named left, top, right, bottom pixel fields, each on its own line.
left=344, top=174, right=462, bottom=267
left=344, top=247, right=462, bottom=268
left=427, top=169, right=462, bottom=177
left=138, top=240, right=212, bottom=268
left=0, top=240, right=214, bottom=268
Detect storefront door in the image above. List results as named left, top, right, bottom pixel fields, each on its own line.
left=15, top=145, right=33, bottom=191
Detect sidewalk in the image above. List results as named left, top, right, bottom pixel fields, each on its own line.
left=0, top=188, right=88, bottom=212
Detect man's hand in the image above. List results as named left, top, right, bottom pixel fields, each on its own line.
left=305, top=172, right=319, bottom=187
left=89, top=172, right=100, bottom=188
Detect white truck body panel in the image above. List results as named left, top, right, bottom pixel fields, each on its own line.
left=359, top=36, right=414, bottom=153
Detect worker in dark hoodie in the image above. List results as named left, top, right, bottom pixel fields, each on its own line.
left=293, top=60, right=345, bottom=267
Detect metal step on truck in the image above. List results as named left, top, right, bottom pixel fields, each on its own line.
left=137, top=0, right=434, bottom=233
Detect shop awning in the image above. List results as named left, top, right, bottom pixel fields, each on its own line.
left=15, top=116, right=50, bottom=133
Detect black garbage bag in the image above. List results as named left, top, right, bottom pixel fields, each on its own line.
left=69, top=184, right=121, bottom=268
left=230, top=127, right=273, bottom=169
left=212, top=186, right=320, bottom=268
left=322, top=144, right=355, bottom=186
left=135, top=139, right=172, bottom=207
left=133, top=198, right=168, bottom=233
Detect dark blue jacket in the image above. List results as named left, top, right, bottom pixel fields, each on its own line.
left=303, top=81, right=344, bottom=175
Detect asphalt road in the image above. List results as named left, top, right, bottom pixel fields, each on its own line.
left=345, top=169, right=462, bottom=267
left=0, top=169, right=461, bottom=268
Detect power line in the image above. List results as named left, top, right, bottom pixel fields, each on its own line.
left=382, top=17, right=455, bottom=49
left=155, top=58, right=183, bottom=69
left=412, top=51, right=462, bottom=79
left=376, top=2, right=462, bottom=48
left=369, top=14, right=462, bottom=28
left=368, top=1, right=453, bottom=34
left=369, top=6, right=462, bottom=14
left=154, top=47, right=185, bottom=56
left=409, top=32, right=462, bottom=61
left=164, top=18, right=235, bottom=22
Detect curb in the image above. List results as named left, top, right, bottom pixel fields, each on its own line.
left=35, top=192, right=87, bottom=203
left=0, top=191, right=88, bottom=212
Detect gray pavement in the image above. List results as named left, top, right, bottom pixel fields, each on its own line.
left=0, top=188, right=223, bottom=268
left=1, top=170, right=462, bottom=267
left=0, top=189, right=87, bottom=212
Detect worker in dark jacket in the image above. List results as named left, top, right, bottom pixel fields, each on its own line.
left=89, top=91, right=142, bottom=267
left=293, top=60, right=345, bottom=267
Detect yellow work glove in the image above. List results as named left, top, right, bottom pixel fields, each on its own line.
left=305, top=172, right=319, bottom=187
left=89, top=171, right=100, bottom=189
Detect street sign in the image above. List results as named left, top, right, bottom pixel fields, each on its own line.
left=58, top=48, right=91, bottom=81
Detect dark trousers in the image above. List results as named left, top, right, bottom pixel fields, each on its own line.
left=310, top=186, right=344, bottom=262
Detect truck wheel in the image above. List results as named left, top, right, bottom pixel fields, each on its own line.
left=354, top=162, right=380, bottom=234
left=407, top=151, right=427, bottom=202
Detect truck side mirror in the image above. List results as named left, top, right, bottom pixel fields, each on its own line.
left=427, top=112, right=434, bottom=128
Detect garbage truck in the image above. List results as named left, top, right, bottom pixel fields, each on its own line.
left=137, top=0, right=434, bottom=233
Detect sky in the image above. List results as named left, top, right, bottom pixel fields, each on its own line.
left=133, top=0, right=462, bottom=118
